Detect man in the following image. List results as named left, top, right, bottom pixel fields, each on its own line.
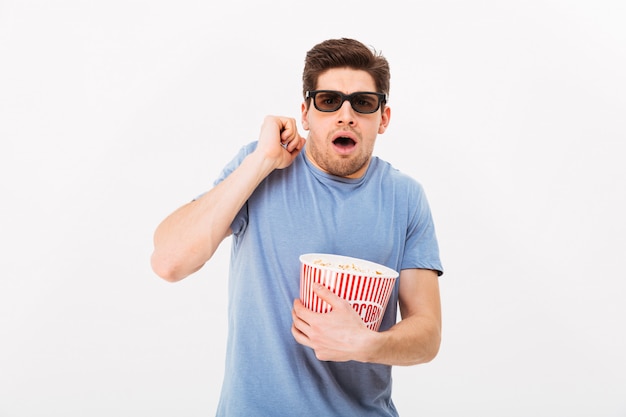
left=151, top=38, right=443, bottom=416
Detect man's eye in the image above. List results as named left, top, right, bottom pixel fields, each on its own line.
left=354, top=95, right=376, bottom=109
left=320, top=94, right=340, bottom=104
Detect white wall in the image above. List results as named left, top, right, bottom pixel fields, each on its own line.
left=1, top=1, right=624, bottom=416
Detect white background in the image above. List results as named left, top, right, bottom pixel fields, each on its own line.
left=1, top=0, right=625, bottom=416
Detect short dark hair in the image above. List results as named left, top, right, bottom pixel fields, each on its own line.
left=302, top=38, right=390, bottom=106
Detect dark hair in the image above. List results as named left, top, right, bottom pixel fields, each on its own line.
left=302, top=38, right=390, bottom=105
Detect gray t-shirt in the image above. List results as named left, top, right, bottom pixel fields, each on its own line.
left=213, top=142, right=442, bottom=417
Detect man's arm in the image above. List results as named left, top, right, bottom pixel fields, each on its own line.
left=151, top=116, right=305, bottom=282
left=291, top=268, right=442, bottom=366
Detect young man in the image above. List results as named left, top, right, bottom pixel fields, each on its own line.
left=151, top=38, right=443, bottom=416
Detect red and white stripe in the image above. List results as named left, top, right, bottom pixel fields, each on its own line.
left=300, top=264, right=397, bottom=331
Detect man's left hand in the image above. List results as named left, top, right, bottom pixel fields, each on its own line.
left=291, top=283, right=375, bottom=362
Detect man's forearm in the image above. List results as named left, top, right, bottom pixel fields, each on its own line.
left=361, top=314, right=442, bottom=366
left=151, top=151, right=276, bottom=281
left=359, top=268, right=442, bottom=366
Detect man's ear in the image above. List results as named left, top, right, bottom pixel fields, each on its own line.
left=301, top=102, right=310, bottom=131
left=378, top=106, right=391, bottom=134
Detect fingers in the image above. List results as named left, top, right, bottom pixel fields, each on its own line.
left=257, top=116, right=305, bottom=168
left=278, top=118, right=305, bottom=152
left=261, top=115, right=302, bottom=150
left=311, top=283, right=345, bottom=310
left=280, top=134, right=303, bottom=152
left=279, top=118, right=297, bottom=141
left=291, top=284, right=350, bottom=338
left=291, top=300, right=314, bottom=347
left=292, top=298, right=312, bottom=327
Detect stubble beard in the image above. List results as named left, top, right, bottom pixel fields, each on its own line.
left=306, top=140, right=371, bottom=178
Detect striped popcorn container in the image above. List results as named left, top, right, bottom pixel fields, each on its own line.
left=299, top=253, right=399, bottom=332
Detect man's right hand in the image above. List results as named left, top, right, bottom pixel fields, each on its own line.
left=256, top=115, right=306, bottom=170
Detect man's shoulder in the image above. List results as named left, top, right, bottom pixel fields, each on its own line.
left=370, top=156, right=424, bottom=190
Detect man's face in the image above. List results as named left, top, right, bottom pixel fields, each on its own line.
left=301, top=68, right=391, bottom=178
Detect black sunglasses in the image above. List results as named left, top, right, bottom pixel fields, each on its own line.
left=306, top=90, right=387, bottom=114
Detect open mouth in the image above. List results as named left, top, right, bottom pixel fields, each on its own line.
left=333, top=136, right=356, bottom=148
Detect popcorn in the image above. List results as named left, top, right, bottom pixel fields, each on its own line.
left=313, top=258, right=384, bottom=275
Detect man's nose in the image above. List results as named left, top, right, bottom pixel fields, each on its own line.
left=336, top=100, right=356, bottom=125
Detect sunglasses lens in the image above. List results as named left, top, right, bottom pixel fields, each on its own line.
left=351, top=93, right=381, bottom=114
left=314, top=91, right=343, bottom=112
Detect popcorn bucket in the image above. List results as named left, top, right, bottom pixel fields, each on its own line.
left=299, top=253, right=399, bottom=331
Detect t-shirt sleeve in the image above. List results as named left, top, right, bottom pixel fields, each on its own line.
left=401, top=182, right=443, bottom=276
left=210, top=141, right=258, bottom=236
